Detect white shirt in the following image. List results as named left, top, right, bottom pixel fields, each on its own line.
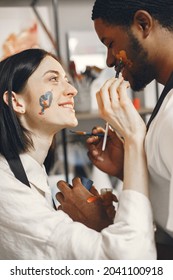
left=146, top=88, right=173, bottom=239
left=0, top=154, right=156, bottom=259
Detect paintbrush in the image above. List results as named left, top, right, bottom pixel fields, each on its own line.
left=69, top=130, right=105, bottom=137
left=115, top=59, right=124, bottom=78
left=102, top=59, right=125, bottom=151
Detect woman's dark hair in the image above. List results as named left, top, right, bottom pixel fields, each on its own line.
left=92, top=0, right=173, bottom=31
left=0, top=48, right=57, bottom=160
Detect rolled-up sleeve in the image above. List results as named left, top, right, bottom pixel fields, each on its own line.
left=99, top=190, right=156, bottom=259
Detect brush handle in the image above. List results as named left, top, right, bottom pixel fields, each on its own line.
left=84, top=133, right=104, bottom=137
left=70, top=130, right=104, bottom=137
left=102, top=122, right=109, bottom=151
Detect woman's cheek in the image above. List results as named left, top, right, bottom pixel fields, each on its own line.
left=38, top=91, right=53, bottom=115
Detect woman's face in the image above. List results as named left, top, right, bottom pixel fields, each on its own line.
left=20, top=55, right=78, bottom=135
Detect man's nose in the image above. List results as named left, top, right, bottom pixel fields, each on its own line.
left=106, top=49, right=116, bottom=68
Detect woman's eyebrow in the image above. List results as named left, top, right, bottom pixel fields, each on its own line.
left=42, top=70, right=60, bottom=77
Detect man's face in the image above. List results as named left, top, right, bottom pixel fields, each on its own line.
left=94, top=18, right=156, bottom=91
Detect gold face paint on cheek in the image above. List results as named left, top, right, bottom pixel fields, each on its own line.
left=115, top=50, right=133, bottom=68
left=38, top=91, right=53, bottom=115
left=113, top=50, right=133, bottom=78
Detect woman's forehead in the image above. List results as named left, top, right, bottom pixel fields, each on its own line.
left=36, top=55, right=65, bottom=76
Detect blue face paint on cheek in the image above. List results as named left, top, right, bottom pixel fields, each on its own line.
left=39, top=91, right=53, bottom=115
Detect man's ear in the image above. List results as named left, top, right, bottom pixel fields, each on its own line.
left=3, top=91, right=26, bottom=114
left=133, top=10, right=153, bottom=37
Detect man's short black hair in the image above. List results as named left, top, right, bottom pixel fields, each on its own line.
left=92, top=0, right=173, bottom=31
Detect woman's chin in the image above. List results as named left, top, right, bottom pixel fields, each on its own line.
left=68, top=119, right=78, bottom=128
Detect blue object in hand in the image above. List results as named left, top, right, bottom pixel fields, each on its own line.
left=80, top=176, right=93, bottom=191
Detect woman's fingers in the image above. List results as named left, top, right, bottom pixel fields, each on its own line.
left=97, top=76, right=125, bottom=119
left=110, top=80, right=130, bottom=109
left=96, top=77, right=115, bottom=116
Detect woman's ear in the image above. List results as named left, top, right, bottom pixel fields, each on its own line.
left=3, top=91, right=26, bottom=114
left=133, top=10, right=153, bottom=37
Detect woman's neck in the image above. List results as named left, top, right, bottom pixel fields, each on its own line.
left=28, top=133, right=54, bottom=166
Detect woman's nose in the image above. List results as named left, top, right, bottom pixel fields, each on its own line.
left=66, top=83, right=77, bottom=96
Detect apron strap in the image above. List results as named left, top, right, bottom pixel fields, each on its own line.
left=147, top=72, right=173, bottom=130
left=7, top=156, right=31, bottom=188
left=6, top=155, right=57, bottom=210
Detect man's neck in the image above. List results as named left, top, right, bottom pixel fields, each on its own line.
left=154, top=31, right=173, bottom=85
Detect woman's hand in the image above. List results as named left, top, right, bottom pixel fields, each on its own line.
left=95, top=76, right=148, bottom=196
left=96, top=76, right=146, bottom=143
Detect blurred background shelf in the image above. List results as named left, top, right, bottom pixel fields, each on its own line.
left=0, top=0, right=50, bottom=7
left=76, top=107, right=153, bottom=120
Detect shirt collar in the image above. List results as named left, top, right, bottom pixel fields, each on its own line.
left=20, top=153, right=50, bottom=194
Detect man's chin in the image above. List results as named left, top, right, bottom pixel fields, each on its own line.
left=130, top=79, right=146, bottom=92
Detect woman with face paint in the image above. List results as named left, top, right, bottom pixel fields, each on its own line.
left=0, top=48, right=155, bottom=259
